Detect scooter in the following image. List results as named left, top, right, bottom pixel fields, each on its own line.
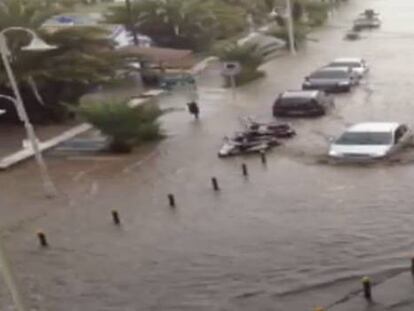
left=242, top=117, right=296, bottom=138
left=218, top=138, right=272, bottom=158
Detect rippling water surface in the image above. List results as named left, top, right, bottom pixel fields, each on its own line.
left=3, top=0, right=414, bottom=310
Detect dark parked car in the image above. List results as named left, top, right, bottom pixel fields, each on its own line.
left=273, top=90, right=334, bottom=117
left=302, top=67, right=358, bottom=93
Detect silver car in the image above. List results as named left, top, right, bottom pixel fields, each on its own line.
left=302, top=67, right=358, bottom=93
left=327, top=58, right=369, bottom=78
left=329, top=122, right=412, bottom=159
left=353, top=17, right=381, bottom=29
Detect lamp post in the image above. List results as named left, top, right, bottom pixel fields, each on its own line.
left=0, top=27, right=57, bottom=198
left=271, top=1, right=296, bottom=54
left=285, top=0, right=296, bottom=54
left=0, top=238, right=27, bottom=311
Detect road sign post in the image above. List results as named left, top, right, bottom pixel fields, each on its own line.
left=222, top=62, right=241, bottom=104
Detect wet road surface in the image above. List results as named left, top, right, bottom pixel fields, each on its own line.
left=2, top=0, right=414, bottom=310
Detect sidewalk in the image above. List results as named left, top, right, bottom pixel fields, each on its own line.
left=0, top=122, right=79, bottom=158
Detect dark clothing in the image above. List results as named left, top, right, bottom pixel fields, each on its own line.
left=187, top=102, right=200, bottom=119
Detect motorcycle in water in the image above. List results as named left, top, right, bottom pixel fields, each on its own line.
left=218, top=134, right=279, bottom=158
left=218, top=139, right=271, bottom=158
left=241, top=117, right=296, bottom=138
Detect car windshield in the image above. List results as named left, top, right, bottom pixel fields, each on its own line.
left=335, top=131, right=392, bottom=145
left=279, top=97, right=312, bottom=106
left=330, top=62, right=360, bottom=68
left=310, top=70, right=348, bottom=79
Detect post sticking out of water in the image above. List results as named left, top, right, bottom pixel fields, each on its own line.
left=242, top=163, right=248, bottom=177
left=168, top=194, right=176, bottom=208
left=211, top=177, right=220, bottom=191
left=260, top=151, right=267, bottom=165
left=362, top=276, right=372, bottom=301
left=37, top=232, right=48, bottom=248
left=411, top=257, right=414, bottom=275
left=112, top=210, right=121, bottom=225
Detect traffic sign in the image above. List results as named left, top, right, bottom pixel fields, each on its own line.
left=222, top=62, right=241, bottom=76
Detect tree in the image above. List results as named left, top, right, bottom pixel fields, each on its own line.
left=0, top=0, right=77, bottom=30
left=292, top=1, right=304, bottom=21
left=106, top=0, right=246, bottom=51
left=0, top=0, right=140, bottom=122
left=221, top=0, right=274, bottom=24
left=76, top=100, right=163, bottom=153
left=303, top=1, right=330, bottom=26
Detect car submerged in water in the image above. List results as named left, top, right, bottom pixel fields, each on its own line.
left=218, top=119, right=295, bottom=158
left=326, top=58, right=369, bottom=78
left=273, top=90, right=334, bottom=117
left=353, top=16, right=381, bottom=30
left=329, top=122, right=412, bottom=160
left=302, top=67, right=359, bottom=93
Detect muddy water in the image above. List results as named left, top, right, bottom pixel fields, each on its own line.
left=3, top=0, right=414, bottom=310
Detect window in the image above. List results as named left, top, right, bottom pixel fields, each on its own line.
left=330, top=62, right=361, bottom=68
left=336, top=132, right=392, bottom=145
left=279, top=97, right=312, bottom=107
left=311, top=70, right=349, bottom=79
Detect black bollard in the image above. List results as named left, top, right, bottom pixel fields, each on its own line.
left=260, top=151, right=267, bottom=165
left=37, top=232, right=48, bottom=248
left=242, top=163, right=248, bottom=177
left=411, top=258, right=414, bottom=275
left=362, top=276, right=372, bottom=301
left=211, top=177, right=220, bottom=191
left=168, top=194, right=176, bottom=208
left=112, top=210, right=121, bottom=225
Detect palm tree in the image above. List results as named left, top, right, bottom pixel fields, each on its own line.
left=215, top=41, right=265, bottom=86
left=106, top=0, right=246, bottom=51
left=0, top=0, right=76, bottom=30
left=0, top=0, right=140, bottom=122
left=76, top=100, right=163, bottom=153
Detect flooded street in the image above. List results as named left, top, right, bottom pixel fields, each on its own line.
left=2, top=0, right=414, bottom=310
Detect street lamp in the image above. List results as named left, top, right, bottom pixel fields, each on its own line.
left=0, top=27, right=57, bottom=198
left=285, top=0, right=296, bottom=54
left=270, top=0, right=296, bottom=54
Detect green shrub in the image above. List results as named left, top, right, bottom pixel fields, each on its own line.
left=232, top=70, right=265, bottom=86
left=304, top=1, right=330, bottom=27
left=76, top=101, right=163, bottom=153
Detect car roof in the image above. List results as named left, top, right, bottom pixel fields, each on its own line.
left=355, top=16, right=380, bottom=21
left=311, top=67, right=351, bottom=76
left=316, top=66, right=350, bottom=72
left=332, top=57, right=363, bottom=63
left=347, top=122, right=402, bottom=133
left=281, top=90, right=320, bottom=99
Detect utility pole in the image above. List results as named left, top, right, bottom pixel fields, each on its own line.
left=0, top=240, right=27, bottom=311
left=0, top=28, right=57, bottom=198
left=285, top=0, right=296, bottom=54
left=125, top=0, right=139, bottom=46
